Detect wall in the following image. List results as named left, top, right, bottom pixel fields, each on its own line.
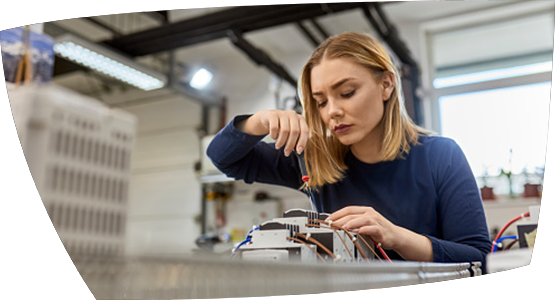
left=120, top=94, right=203, bottom=257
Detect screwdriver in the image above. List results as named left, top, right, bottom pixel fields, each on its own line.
left=295, top=151, right=317, bottom=212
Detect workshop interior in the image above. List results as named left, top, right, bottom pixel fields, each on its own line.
left=1, top=1, right=552, bottom=298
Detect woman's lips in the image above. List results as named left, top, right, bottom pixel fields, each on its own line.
left=334, top=124, right=352, bottom=134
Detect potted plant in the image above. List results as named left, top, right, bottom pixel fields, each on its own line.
left=523, top=166, right=543, bottom=198
left=479, top=168, right=495, bottom=201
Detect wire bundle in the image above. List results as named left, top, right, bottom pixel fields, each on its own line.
left=490, top=211, right=529, bottom=253
left=230, top=226, right=259, bottom=258
left=308, top=219, right=392, bottom=262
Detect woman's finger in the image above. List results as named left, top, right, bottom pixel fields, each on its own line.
left=265, top=112, right=280, bottom=140
left=327, top=206, right=370, bottom=221
left=274, top=114, right=290, bottom=149
left=343, top=215, right=374, bottom=230
left=330, top=214, right=360, bottom=228
left=357, top=226, right=386, bottom=247
left=283, top=115, right=301, bottom=156
left=296, top=116, right=309, bottom=154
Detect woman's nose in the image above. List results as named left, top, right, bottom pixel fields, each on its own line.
left=327, top=99, right=343, bottom=119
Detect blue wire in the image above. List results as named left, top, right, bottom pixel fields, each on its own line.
left=230, top=227, right=259, bottom=259
left=230, top=238, right=251, bottom=258
left=247, top=227, right=259, bottom=237
left=493, top=235, right=518, bottom=253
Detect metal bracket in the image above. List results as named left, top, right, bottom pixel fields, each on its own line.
left=227, top=29, right=297, bottom=88
left=361, top=3, right=423, bottom=125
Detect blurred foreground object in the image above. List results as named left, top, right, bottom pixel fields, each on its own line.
left=74, top=256, right=473, bottom=299
left=9, top=84, right=137, bottom=258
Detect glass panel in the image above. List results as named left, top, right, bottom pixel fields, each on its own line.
left=439, top=82, right=551, bottom=178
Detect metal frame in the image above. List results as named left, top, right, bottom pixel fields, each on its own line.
left=122, top=0, right=169, bottom=24
left=227, top=29, right=297, bottom=87
left=103, top=3, right=365, bottom=57
left=418, top=0, right=554, bottom=133
left=361, top=3, right=423, bottom=124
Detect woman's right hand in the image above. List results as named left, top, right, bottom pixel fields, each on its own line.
left=240, top=110, right=309, bottom=157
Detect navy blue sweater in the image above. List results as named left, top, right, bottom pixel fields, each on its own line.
left=207, top=115, right=491, bottom=269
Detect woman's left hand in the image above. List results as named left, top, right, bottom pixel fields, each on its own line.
left=326, top=206, right=401, bottom=250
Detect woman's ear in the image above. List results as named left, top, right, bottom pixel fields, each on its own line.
left=381, top=72, right=395, bottom=101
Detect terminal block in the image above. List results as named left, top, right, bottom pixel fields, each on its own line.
left=237, top=209, right=374, bottom=263
left=517, top=204, right=555, bottom=248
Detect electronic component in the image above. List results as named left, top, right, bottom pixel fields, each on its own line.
left=234, top=208, right=375, bottom=263
left=517, top=204, right=555, bottom=248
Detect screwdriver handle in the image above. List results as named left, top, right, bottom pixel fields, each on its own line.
left=295, top=152, right=310, bottom=182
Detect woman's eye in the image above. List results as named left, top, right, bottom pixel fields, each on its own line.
left=317, top=101, right=327, bottom=108
left=341, top=90, right=355, bottom=98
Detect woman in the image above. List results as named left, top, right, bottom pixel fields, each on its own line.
left=207, top=32, right=490, bottom=268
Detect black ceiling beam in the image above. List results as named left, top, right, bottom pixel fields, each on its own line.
left=295, top=21, right=320, bottom=48
left=310, top=18, right=330, bottom=40
left=84, top=17, right=123, bottom=38
left=124, top=0, right=169, bottom=24
left=103, top=3, right=365, bottom=57
left=53, top=56, right=87, bottom=77
left=227, top=29, right=297, bottom=87
left=361, top=3, right=417, bottom=67
left=361, top=2, right=422, bottom=125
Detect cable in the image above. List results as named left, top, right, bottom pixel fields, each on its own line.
left=490, top=211, right=530, bottom=253
left=246, top=226, right=260, bottom=237
left=309, top=220, right=382, bottom=262
left=310, top=219, right=393, bottom=263
left=504, top=239, right=519, bottom=251
left=229, top=226, right=259, bottom=259
left=492, top=235, right=517, bottom=253
left=229, top=239, right=250, bottom=259
left=306, top=223, right=355, bottom=260
left=287, top=237, right=326, bottom=263
left=307, top=222, right=374, bottom=261
left=295, top=232, right=336, bottom=260
left=311, top=219, right=370, bottom=261
left=365, top=235, right=392, bottom=263
left=357, top=234, right=391, bottom=263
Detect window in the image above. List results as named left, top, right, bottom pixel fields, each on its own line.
left=421, top=2, right=553, bottom=196
left=440, top=82, right=550, bottom=179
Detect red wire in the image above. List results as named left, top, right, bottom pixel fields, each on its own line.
left=490, top=211, right=530, bottom=253
left=369, top=236, right=392, bottom=262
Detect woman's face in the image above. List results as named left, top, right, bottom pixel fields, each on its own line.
left=310, top=58, right=394, bottom=149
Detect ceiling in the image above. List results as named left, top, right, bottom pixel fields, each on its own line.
left=46, top=1, right=526, bottom=108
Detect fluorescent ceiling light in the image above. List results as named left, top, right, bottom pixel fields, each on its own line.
left=434, top=61, right=553, bottom=89
left=190, top=68, right=213, bottom=90
left=54, top=34, right=166, bottom=91
left=42, top=0, right=87, bottom=10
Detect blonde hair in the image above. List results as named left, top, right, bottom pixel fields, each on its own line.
left=300, top=32, right=427, bottom=189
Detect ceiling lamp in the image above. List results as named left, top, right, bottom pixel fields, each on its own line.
left=54, top=34, right=166, bottom=91
left=190, top=68, right=213, bottom=90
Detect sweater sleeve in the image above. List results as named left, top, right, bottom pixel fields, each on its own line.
left=427, top=137, right=491, bottom=272
left=206, top=115, right=303, bottom=190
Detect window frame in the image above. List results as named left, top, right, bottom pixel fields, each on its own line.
left=417, top=1, right=554, bottom=133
